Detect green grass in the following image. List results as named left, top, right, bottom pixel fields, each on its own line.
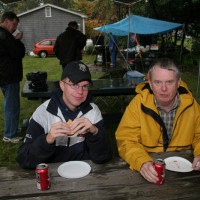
left=0, top=54, right=200, bottom=167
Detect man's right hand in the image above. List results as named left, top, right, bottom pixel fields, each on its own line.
left=46, top=121, right=71, bottom=144
left=15, top=32, right=23, bottom=40
left=140, top=161, right=159, bottom=183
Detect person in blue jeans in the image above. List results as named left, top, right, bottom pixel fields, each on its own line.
left=0, top=11, right=25, bottom=143
left=108, top=33, right=118, bottom=67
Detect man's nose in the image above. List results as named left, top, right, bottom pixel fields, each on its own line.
left=77, top=86, right=84, bottom=93
left=161, top=83, right=167, bottom=90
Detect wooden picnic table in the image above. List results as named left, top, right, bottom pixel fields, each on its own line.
left=0, top=151, right=200, bottom=199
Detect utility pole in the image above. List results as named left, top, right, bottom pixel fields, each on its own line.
left=113, top=0, right=147, bottom=59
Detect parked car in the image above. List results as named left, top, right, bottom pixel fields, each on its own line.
left=33, top=39, right=56, bottom=58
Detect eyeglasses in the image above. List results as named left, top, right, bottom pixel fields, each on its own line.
left=62, top=80, right=90, bottom=91
left=151, top=80, right=176, bottom=87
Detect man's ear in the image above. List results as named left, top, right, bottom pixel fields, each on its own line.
left=178, top=78, right=181, bottom=87
left=59, top=80, right=64, bottom=92
left=148, top=79, right=153, bottom=90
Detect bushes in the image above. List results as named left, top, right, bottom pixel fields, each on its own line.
left=85, top=46, right=97, bottom=55
left=191, top=38, right=200, bottom=56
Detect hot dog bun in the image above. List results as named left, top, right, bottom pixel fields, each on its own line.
left=66, top=119, right=77, bottom=137
left=66, top=119, right=73, bottom=126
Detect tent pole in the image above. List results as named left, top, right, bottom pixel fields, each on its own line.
left=196, top=59, right=200, bottom=99
left=126, top=5, right=131, bottom=60
left=179, top=24, right=185, bottom=64
left=114, top=0, right=144, bottom=67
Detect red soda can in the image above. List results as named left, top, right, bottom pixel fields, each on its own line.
left=154, top=159, right=165, bottom=185
left=35, top=163, right=50, bottom=190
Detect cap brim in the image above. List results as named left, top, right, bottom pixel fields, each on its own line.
left=70, top=77, right=92, bottom=84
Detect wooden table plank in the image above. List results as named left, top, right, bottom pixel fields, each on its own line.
left=0, top=152, right=200, bottom=200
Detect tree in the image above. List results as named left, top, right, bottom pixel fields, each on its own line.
left=1, top=0, right=199, bottom=44
left=1, top=0, right=23, bottom=3
left=73, top=0, right=118, bottom=39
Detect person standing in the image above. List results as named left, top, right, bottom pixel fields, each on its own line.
left=54, top=21, right=87, bottom=69
left=0, top=11, right=25, bottom=143
left=108, top=33, right=118, bottom=67
left=116, top=58, right=200, bottom=184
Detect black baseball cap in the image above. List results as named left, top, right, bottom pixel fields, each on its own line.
left=61, top=61, right=92, bottom=84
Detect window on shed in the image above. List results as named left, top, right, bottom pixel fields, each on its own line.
left=45, top=7, right=51, bottom=17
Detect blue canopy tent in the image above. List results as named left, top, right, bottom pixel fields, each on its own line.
left=94, top=15, right=182, bottom=35
left=94, top=15, right=183, bottom=71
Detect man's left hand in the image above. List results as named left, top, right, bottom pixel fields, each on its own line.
left=69, top=117, right=98, bottom=136
left=192, top=155, right=200, bottom=170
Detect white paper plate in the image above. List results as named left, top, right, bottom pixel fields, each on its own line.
left=164, top=156, right=193, bottom=172
left=57, top=161, right=91, bottom=178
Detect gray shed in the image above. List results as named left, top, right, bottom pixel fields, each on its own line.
left=17, top=3, right=87, bottom=53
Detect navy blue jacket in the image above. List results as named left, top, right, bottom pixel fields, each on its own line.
left=16, top=89, right=113, bottom=169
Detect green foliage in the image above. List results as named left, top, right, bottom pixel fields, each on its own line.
left=1, top=0, right=22, bottom=3
left=1, top=0, right=200, bottom=44
left=191, top=38, right=200, bottom=55
left=85, top=46, right=97, bottom=55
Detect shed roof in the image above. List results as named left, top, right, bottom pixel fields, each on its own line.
left=17, top=3, right=88, bottom=19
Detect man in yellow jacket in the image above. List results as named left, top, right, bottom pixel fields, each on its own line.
left=116, top=57, right=200, bottom=183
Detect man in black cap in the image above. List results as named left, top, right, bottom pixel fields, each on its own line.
left=16, top=61, right=113, bottom=169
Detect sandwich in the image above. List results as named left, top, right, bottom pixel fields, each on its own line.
left=66, top=119, right=78, bottom=137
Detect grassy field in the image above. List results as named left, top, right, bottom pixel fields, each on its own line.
left=0, top=53, right=200, bottom=167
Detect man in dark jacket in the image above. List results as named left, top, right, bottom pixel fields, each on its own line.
left=0, top=11, right=25, bottom=143
left=16, top=61, right=113, bottom=169
left=54, top=21, right=87, bottom=69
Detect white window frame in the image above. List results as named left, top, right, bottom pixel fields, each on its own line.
left=45, top=7, right=51, bottom=17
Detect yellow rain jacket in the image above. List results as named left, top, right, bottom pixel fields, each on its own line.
left=116, top=81, right=200, bottom=171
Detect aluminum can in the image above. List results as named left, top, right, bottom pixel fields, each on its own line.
left=35, top=163, right=50, bottom=190
left=154, top=159, right=165, bottom=185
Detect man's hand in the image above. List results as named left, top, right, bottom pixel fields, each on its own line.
left=46, top=121, right=71, bottom=144
left=192, top=155, right=200, bottom=170
left=140, top=161, right=159, bottom=183
left=69, top=117, right=98, bottom=136
left=15, top=32, right=23, bottom=40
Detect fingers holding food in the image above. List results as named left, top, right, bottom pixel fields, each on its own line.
left=66, top=119, right=73, bottom=126
left=66, top=119, right=79, bottom=137
left=46, top=121, right=68, bottom=144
